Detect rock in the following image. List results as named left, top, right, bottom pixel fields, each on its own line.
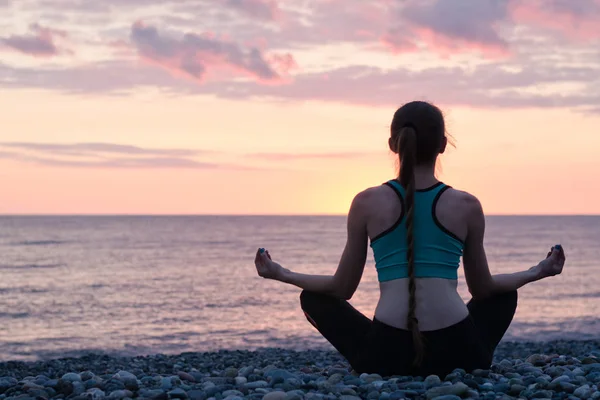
left=529, top=390, right=552, bottom=398
left=367, top=391, right=380, bottom=400
left=285, top=390, right=305, bottom=400
left=27, top=388, right=49, bottom=399
left=234, top=377, right=247, bottom=386
left=108, top=389, right=133, bottom=400
left=388, top=391, right=404, bottom=400
left=371, top=380, right=387, bottom=390
left=177, top=372, right=196, bottom=383
left=326, top=374, right=343, bottom=385
left=187, top=390, right=206, bottom=400
left=262, top=392, right=286, bottom=400
left=426, top=382, right=469, bottom=399
left=266, top=370, right=298, bottom=384
left=493, top=383, right=510, bottom=393
left=223, top=368, right=238, bottom=378
left=42, top=379, right=58, bottom=389
left=509, top=384, right=525, bottom=396
left=86, top=388, right=106, bottom=400
left=587, top=372, right=600, bottom=383
left=573, top=385, right=593, bottom=399
left=62, top=373, right=82, bottom=382
left=112, top=371, right=137, bottom=381
left=360, top=374, right=384, bottom=384
left=169, top=388, right=189, bottom=399
left=80, top=372, right=95, bottom=382
left=223, top=390, right=243, bottom=397
left=430, top=396, right=461, bottom=400
left=551, top=375, right=571, bottom=384
left=558, top=382, right=576, bottom=393
left=424, top=375, right=441, bottom=389
left=472, top=369, right=489, bottom=378
left=151, top=392, right=170, bottom=400
left=400, top=382, right=424, bottom=390
left=72, top=381, right=86, bottom=396
left=526, top=354, right=548, bottom=366
left=245, top=381, right=269, bottom=389
left=56, top=379, right=74, bottom=396
left=238, top=367, right=254, bottom=378
left=161, top=377, right=173, bottom=391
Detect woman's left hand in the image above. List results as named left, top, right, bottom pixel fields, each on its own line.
left=254, top=248, right=286, bottom=280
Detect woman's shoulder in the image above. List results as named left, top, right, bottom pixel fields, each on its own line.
left=443, top=185, right=484, bottom=216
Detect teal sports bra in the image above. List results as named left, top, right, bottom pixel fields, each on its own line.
left=370, top=180, right=464, bottom=282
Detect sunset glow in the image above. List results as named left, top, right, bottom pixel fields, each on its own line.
left=1, top=0, right=599, bottom=215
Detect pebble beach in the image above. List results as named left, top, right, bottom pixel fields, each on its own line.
left=1, top=340, right=599, bottom=400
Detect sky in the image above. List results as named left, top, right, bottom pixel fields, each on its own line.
left=1, top=0, right=599, bottom=215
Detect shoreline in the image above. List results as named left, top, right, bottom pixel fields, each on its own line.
left=1, top=340, right=599, bottom=400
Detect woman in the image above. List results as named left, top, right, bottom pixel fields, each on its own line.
left=253, top=101, right=566, bottom=377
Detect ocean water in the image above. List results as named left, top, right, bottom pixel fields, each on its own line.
left=0, top=215, right=598, bottom=362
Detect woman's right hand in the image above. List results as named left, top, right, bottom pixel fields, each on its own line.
left=254, top=248, right=286, bottom=280
left=535, top=245, right=566, bottom=278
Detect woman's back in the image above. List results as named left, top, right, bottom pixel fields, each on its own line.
left=363, top=178, right=476, bottom=331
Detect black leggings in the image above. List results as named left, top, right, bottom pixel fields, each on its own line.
left=300, top=290, right=517, bottom=377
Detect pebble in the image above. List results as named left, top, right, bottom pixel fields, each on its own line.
left=168, top=388, right=189, bottom=399
left=426, top=382, right=469, bottom=399
left=245, top=381, right=268, bottom=389
left=263, top=392, right=286, bottom=400
left=223, top=368, right=238, bottom=378
left=234, top=377, right=247, bottom=385
left=430, top=396, right=461, bottom=400
left=108, top=389, right=133, bottom=399
left=0, top=343, right=597, bottom=400
left=424, top=375, right=442, bottom=389
left=61, top=373, right=82, bottom=382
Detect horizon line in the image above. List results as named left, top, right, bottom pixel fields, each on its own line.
left=0, top=213, right=599, bottom=217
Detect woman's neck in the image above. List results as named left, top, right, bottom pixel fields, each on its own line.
left=412, top=165, right=438, bottom=189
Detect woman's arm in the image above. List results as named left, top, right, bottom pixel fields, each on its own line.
left=254, top=191, right=370, bottom=300
left=462, top=195, right=565, bottom=299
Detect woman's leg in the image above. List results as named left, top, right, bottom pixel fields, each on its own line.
left=300, top=290, right=372, bottom=368
left=466, top=290, right=518, bottom=355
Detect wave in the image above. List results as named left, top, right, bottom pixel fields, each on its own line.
left=0, top=263, right=64, bottom=271
left=0, top=312, right=30, bottom=319
left=12, top=240, right=65, bottom=246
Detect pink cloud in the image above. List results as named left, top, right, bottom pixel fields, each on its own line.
left=247, top=152, right=374, bottom=161
left=224, top=0, right=280, bottom=21
left=0, top=23, right=67, bottom=57
left=385, top=0, right=512, bottom=57
left=509, top=0, right=600, bottom=40
left=129, top=21, right=295, bottom=83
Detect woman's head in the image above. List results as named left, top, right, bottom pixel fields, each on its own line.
left=389, top=101, right=447, bottom=167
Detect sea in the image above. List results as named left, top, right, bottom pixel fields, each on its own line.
left=0, top=215, right=598, bottom=362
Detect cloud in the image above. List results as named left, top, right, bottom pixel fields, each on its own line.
left=129, top=21, right=295, bottom=83
left=509, top=0, right=600, bottom=40
left=1, top=58, right=599, bottom=113
left=0, top=23, right=67, bottom=57
left=0, top=142, right=204, bottom=157
left=0, top=142, right=239, bottom=170
left=247, top=152, right=378, bottom=161
left=224, top=0, right=280, bottom=20
left=384, top=0, right=511, bottom=57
